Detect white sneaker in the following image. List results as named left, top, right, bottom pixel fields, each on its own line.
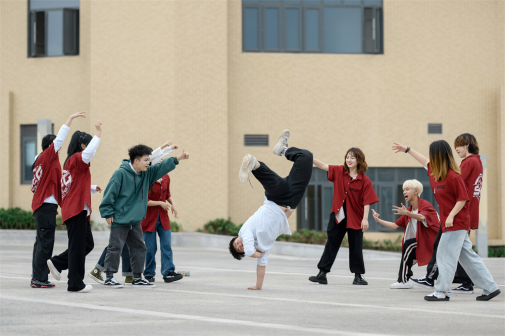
left=424, top=291, right=450, bottom=301
left=390, top=281, right=414, bottom=289
left=75, top=285, right=93, bottom=293
left=239, top=154, right=258, bottom=183
left=47, top=259, right=61, bottom=281
left=273, top=129, right=290, bottom=156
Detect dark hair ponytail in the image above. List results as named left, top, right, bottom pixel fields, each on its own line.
left=64, top=131, right=92, bottom=169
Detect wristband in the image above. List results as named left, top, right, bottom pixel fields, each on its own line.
left=405, top=147, right=410, bottom=153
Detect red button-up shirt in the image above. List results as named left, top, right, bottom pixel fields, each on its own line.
left=328, top=165, right=379, bottom=230
left=460, top=155, right=483, bottom=229
left=141, top=174, right=171, bottom=232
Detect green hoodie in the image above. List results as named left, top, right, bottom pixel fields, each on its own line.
left=99, top=157, right=179, bottom=227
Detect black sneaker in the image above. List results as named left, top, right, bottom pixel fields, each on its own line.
left=31, top=278, right=55, bottom=288
left=308, top=271, right=328, bottom=285
left=424, top=291, right=450, bottom=301
left=103, top=277, right=124, bottom=288
left=353, top=273, right=368, bottom=285
left=163, top=271, right=183, bottom=283
left=452, top=282, right=474, bottom=294
left=132, top=277, right=156, bottom=288
left=476, top=289, right=501, bottom=301
left=145, top=276, right=155, bottom=283
left=410, top=276, right=435, bottom=289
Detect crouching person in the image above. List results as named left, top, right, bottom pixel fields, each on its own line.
left=372, top=179, right=439, bottom=289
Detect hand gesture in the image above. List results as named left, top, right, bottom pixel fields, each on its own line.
left=445, top=216, right=454, bottom=228
left=372, top=209, right=380, bottom=223
left=171, top=205, right=178, bottom=218
left=161, top=140, right=172, bottom=149
left=392, top=142, right=407, bottom=154
left=106, top=217, right=113, bottom=226
left=170, top=144, right=178, bottom=150
left=160, top=202, right=170, bottom=211
left=247, top=285, right=262, bottom=290
left=70, top=111, right=86, bottom=119
left=96, top=186, right=102, bottom=193
left=392, top=204, right=409, bottom=216
left=95, top=120, right=102, bottom=131
left=177, top=149, right=189, bottom=161
left=361, top=218, right=369, bottom=232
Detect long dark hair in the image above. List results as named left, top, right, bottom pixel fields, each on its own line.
left=31, top=134, right=56, bottom=171
left=429, top=140, right=461, bottom=182
left=64, top=131, right=92, bottom=169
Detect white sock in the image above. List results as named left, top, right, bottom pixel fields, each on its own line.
left=280, top=148, right=288, bottom=156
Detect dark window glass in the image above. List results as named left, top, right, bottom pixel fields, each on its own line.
left=378, top=168, right=394, bottom=182
left=47, top=10, right=63, bottom=56
left=364, top=0, right=381, bottom=6
left=244, top=7, right=260, bottom=50
left=264, top=8, right=280, bottom=50
left=285, top=8, right=300, bottom=50
left=305, top=8, right=319, bottom=51
left=30, top=0, right=79, bottom=10
left=20, top=125, right=37, bottom=185
left=344, top=0, right=361, bottom=5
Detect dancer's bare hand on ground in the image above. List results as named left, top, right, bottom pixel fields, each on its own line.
left=247, top=286, right=262, bottom=290
left=371, top=209, right=380, bottom=222
left=177, top=149, right=189, bottom=161
left=361, top=218, right=369, bottom=232
left=159, top=202, right=170, bottom=211
left=392, top=142, right=407, bottom=153
left=106, top=217, right=113, bottom=226
left=392, top=204, right=408, bottom=216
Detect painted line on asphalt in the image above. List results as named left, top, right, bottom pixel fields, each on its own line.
left=0, top=295, right=397, bottom=336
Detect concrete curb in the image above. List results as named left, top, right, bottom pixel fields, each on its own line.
left=0, top=230, right=400, bottom=259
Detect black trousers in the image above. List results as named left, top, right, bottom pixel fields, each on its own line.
left=51, top=211, right=94, bottom=291
left=398, top=238, right=417, bottom=283
left=252, top=147, right=313, bottom=209
left=32, top=203, right=58, bottom=281
left=426, top=225, right=472, bottom=284
left=317, top=212, right=365, bottom=274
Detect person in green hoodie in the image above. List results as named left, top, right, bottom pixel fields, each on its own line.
left=99, top=142, right=189, bottom=288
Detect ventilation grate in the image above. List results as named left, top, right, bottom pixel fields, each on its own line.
left=244, top=134, right=269, bottom=147
left=428, top=123, right=442, bottom=134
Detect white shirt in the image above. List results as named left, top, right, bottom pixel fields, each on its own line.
left=81, top=136, right=101, bottom=215
left=149, top=146, right=173, bottom=164
left=238, top=197, right=291, bottom=266
left=404, top=209, right=428, bottom=242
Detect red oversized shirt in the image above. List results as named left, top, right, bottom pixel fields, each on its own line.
left=394, top=198, right=439, bottom=266
left=427, top=163, right=470, bottom=233
left=141, top=174, right=171, bottom=232
left=327, top=165, right=379, bottom=230
left=60, top=152, right=92, bottom=224
left=460, top=155, right=483, bottom=229
left=31, top=143, right=62, bottom=214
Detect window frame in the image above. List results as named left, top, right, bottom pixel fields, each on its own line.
left=20, top=125, right=37, bottom=185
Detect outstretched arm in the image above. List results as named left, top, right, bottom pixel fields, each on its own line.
left=53, top=112, right=86, bottom=152
left=82, top=121, right=102, bottom=164
left=372, top=209, right=399, bottom=230
left=392, top=143, right=429, bottom=168
left=248, top=265, right=266, bottom=290
left=313, top=158, right=329, bottom=171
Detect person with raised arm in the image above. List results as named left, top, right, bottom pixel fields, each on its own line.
left=47, top=121, right=103, bottom=293
left=99, top=142, right=189, bottom=288
left=308, top=148, right=378, bottom=286
left=392, top=140, right=499, bottom=301
left=30, top=111, right=86, bottom=289
left=372, top=179, right=439, bottom=289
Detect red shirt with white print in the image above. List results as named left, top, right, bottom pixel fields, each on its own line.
left=460, top=155, right=483, bottom=229
left=427, top=163, right=470, bottom=233
left=61, top=152, right=91, bottom=223
left=395, top=198, right=439, bottom=266
left=327, top=165, right=379, bottom=230
left=31, top=143, right=62, bottom=214
left=141, top=174, right=171, bottom=232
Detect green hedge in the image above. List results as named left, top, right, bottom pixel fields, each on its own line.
left=1, top=207, right=85, bottom=230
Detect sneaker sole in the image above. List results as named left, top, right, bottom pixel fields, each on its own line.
left=132, top=284, right=157, bottom=288
left=47, top=260, right=61, bottom=281
left=239, top=154, right=254, bottom=183
left=424, top=296, right=450, bottom=301
left=104, top=284, right=125, bottom=289
left=476, top=289, right=501, bottom=301
left=409, top=279, right=434, bottom=290
left=308, top=278, right=327, bottom=285
left=390, top=286, right=413, bottom=289
left=273, top=129, right=290, bottom=156
left=87, top=273, right=105, bottom=285
left=353, top=281, right=368, bottom=285
left=164, top=276, right=183, bottom=283
left=31, top=284, right=55, bottom=288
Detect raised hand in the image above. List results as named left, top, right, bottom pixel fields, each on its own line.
left=161, top=140, right=173, bottom=149
left=95, top=121, right=102, bottom=131
left=65, top=111, right=86, bottom=127
left=372, top=209, right=380, bottom=222
left=96, top=186, right=102, bottom=193
left=177, top=149, right=189, bottom=161
left=392, top=204, right=408, bottom=216
left=392, top=142, right=407, bottom=154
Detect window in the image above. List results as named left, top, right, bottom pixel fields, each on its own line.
left=28, top=0, right=80, bottom=57
left=244, top=134, right=269, bottom=146
left=242, top=0, right=383, bottom=54
left=428, top=123, right=443, bottom=134
left=297, top=167, right=438, bottom=232
left=20, top=125, right=37, bottom=185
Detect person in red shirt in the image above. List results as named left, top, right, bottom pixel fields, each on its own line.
left=30, top=111, right=86, bottom=288
left=393, top=140, right=499, bottom=301
left=47, top=121, right=103, bottom=293
left=309, top=148, right=379, bottom=286
left=141, top=170, right=182, bottom=283
left=371, top=179, right=439, bottom=289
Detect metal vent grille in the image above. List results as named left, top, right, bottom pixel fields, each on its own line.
left=244, top=134, right=269, bottom=147
left=428, top=123, right=442, bottom=134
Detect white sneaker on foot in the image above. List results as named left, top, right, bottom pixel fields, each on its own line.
left=273, top=129, right=290, bottom=156
left=239, top=154, right=258, bottom=183
left=75, top=285, right=93, bottom=293
left=47, top=259, right=61, bottom=281
left=390, top=281, right=414, bottom=289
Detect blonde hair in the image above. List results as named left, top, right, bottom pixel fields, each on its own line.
left=402, top=179, right=423, bottom=197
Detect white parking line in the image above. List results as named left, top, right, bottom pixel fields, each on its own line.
left=0, top=295, right=397, bottom=336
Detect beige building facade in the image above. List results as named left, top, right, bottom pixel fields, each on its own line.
left=1, top=0, right=504, bottom=245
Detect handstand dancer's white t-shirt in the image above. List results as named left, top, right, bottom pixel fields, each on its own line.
left=239, top=197, right=291, bottom=266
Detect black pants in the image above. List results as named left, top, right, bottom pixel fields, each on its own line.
left=426, top=226, right=472, bottom=284
left=398, top=238, right=417, bottom=283
left=317, top=212, right=365, bottom=274
left=252, top=147, right=313, bottom=209
left=51, top=211, right=94, bottom=291
left=32, top=203, right=58, bottom=281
